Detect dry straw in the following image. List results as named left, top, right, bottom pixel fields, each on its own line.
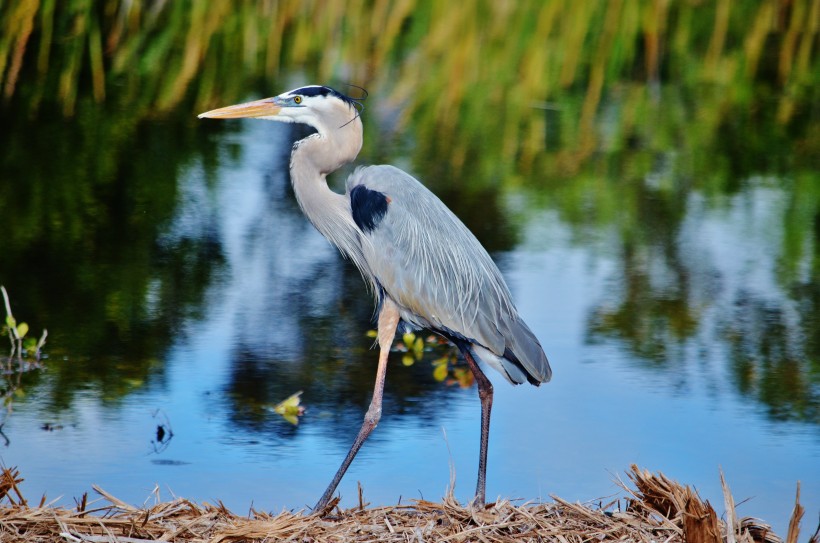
left=0, top=465, right=814, bottom=543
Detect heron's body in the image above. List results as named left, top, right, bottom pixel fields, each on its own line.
left=348, top=165, right=549, bottom=385
left=199, top=85, right=551, bottom=512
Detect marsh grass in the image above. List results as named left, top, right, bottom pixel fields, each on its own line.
left=1, top=2, right=816, bottom=160
left=0, top=465, right=807, bottom=543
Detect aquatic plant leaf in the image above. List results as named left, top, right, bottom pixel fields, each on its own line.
left=16, top=322, right=28, bottom=338
left=273, top=391, right=303, bottom=417
left=282, top=413, right=299, bottom=425
left=412, top=337, right=424, bottom=359
left=402, top=332, right=416, bottom=347
left=452, top=367, right=474, bottom=388
left=433, top=364, right=448, bottom=382
left=402, top=354, right=415, bottom=367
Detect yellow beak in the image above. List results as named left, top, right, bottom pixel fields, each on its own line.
left=198, top=97, right=282, bottom=119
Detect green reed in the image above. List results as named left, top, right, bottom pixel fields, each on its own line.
left=2, top=1, right=816, bottom=122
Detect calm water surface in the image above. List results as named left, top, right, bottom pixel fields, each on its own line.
left=0, top=108, right=816, bottom=536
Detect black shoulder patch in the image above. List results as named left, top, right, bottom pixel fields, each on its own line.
left=350, top=185, right=389, bottom=233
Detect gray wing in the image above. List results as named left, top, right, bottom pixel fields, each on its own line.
left=346, top=165, right=551, bottom=385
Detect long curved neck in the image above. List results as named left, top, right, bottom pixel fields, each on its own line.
left=289, top=122, right=373, bottom=288
left=289, top=135, right=352, bottom=240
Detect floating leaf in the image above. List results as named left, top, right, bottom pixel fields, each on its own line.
left=402, top=332, right=416, bottom=348
left=402, top=354, right=415, bottom=367
left=412, top=337, right=425, bottom=359
left=272, top=391, right=302, bottom=414
left=432, top=356, right=449, bottom=367
left=281, top=413, right=299, bottom=425
left=365, top=330, right=378, bottom=338
left=14, top=387, right=25, bottom=398
left=273, top=391, right=304, bottom=424
left=433, top=364, right=448, bottom=381
left=452, top=367, right=474, bottom=388
left=16, top=322, right=29, bottom=338
left=23, top=337, right=36, bottom=351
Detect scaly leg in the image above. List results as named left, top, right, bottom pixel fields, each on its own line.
left=461, top=347, right=493, bottom=507
left=314, top=298, right=400, bottom=512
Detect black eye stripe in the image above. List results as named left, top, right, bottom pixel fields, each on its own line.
left=293, top=86, right=331, bottom=97
left=291, top=86, right=360, bottom=108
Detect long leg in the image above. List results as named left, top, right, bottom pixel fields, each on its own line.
left=460, top=346, right=493, bottom=507
left=314, top=298, right=400, bottom=512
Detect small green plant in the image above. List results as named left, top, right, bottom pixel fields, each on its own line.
left=400, top=332, right=426, bottom=367
left=368, top=329, right=466, bottom=384
left=270, top=391, right=305, bottom=425
left=1, top=286, right=47, bottom=370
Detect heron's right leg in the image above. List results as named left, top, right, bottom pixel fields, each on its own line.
left=313, top=298, right=400, bottom=513
left=460, top=346, right=493, bottom=508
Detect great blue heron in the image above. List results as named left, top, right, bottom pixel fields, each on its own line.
left=198, top=85, right=551, bottom=511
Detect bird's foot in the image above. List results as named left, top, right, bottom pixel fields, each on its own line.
left=469, top=494, right=487, bottom=510
left=312, top=495, right=340, bottom=516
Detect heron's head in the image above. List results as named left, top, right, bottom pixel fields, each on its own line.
left=198, top=85, right=364, bottom=134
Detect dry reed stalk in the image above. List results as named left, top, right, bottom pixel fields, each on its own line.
left=0, top=465, right=805, bottom=543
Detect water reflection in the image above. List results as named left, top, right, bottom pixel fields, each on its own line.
left=186, top=121, right=475, bottom=444
left=587, top=182, right=818, bottom=424
left=0, top=103, right=221, bottom=413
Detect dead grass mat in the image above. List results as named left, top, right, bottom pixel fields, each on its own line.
left=0, top=465, right=815, bottom=543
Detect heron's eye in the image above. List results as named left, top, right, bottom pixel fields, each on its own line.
left=294, top=96, right=303, bottom=104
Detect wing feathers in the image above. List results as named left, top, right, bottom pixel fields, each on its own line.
left=347, top=165, right=551, bottom=385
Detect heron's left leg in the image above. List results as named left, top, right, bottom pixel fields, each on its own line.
left=314, top=298, right=400, bottom=512
left=461, top=347, right=493, bottom=507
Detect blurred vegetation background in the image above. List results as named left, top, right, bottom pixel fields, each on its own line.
left=2, top=0, right=817, bottom=166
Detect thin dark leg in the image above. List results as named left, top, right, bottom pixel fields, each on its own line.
left=313, top=299, right=400, bottom=513
left=461, top=347, right=493, bottom=507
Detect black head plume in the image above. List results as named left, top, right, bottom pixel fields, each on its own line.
left=338, top=84, right=367, bottom=127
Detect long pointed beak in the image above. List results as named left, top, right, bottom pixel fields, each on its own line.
left=198, top=97, right=282, bottom=119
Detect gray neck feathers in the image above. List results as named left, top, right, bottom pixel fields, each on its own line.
left=288, top=116, right=376, bottom=293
